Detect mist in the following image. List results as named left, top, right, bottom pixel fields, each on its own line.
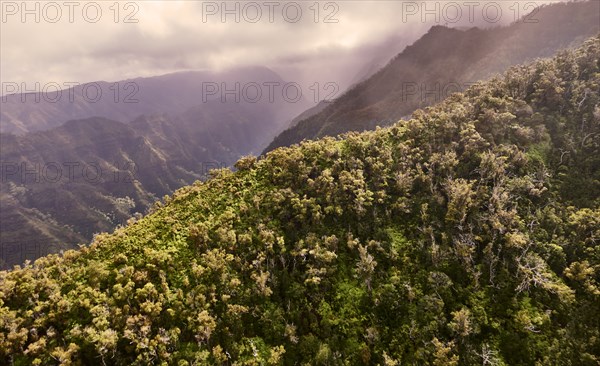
left=1, top=0, right=565, bottom=98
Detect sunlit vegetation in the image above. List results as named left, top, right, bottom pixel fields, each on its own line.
left=1, top=37, right=599, bottom=365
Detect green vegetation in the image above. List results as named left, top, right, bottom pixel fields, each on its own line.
left=1, top=37, right=599, bottom=365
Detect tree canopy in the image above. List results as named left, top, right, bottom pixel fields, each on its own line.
left=1, top=36, right=599, bottom=365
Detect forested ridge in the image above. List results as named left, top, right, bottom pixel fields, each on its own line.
left=1, top=37, right=599, bottom=365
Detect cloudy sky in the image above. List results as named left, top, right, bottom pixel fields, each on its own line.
left=1, top=0, right=564, bottom=92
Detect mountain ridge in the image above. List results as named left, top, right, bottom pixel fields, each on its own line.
left=264, top=0, right=600, bottom=153
left=0, top=66, right=306, bottom=136
left=1, top=35, right=598, bottom=365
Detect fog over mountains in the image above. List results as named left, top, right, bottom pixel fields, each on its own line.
left=0, top=90, right=304, bottom=269
left=1, top=1, right=599, bottom=269
left=2, top=33, right=599, bottom=364
left=1, top=0, right=600, bottom=364
left=1, top=66, right=308, bottom=136
left=265, top=0, right=600, bottom=152
left=1, top=65, right=319, bottom=268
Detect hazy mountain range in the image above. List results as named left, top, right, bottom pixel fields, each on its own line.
left=0, top=66, right=310, bottom=137
left=0, top=72, right=312, bottom=269
left=1, top=68, right=311, bottom=268
left=0, top=97, right=300, bottom=268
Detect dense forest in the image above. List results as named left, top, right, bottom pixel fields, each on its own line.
left=1, top=36, right=599, bottom=365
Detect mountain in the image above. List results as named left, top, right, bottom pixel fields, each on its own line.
left=0, top=64, right=316, bottom=268
left=0, top=94, right=297, bottom=268
left=0, top=66, right=307, bottom=136
left=0, top=117, right=169, bottom=268
left=265, top=0, right=600, bottom=152
left=344, top=33, right=414, bottom=90
left=286, top=100, right=332, bottom=129
left=1, top=36, right=598, bottom=365
left=0, top=191, right=85, bottom=267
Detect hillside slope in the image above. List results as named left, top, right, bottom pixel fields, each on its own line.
left=265, top=0, right=600, bottom=152
left=1, top=37, right=599, bottom=365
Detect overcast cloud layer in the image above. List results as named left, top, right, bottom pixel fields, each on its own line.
left=1, top=0, right=564, bottom=93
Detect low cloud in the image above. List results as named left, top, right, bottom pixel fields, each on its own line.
left=1, top=0, right=565, bottom=91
